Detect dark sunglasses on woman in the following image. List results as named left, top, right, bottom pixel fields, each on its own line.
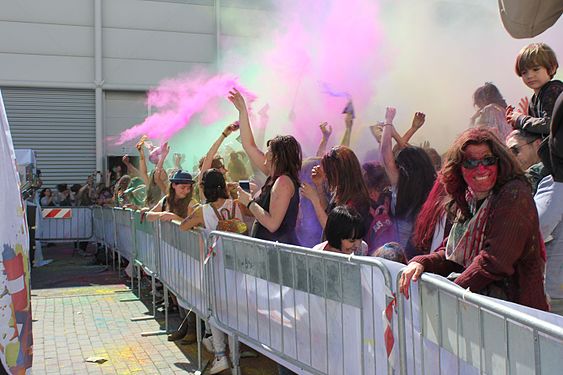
left=462, top=156, right=498, bottom=169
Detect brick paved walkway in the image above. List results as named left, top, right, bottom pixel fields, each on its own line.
left=30, top=245, right=278, bottom=374
left=32, top=284, right=198, bottom=374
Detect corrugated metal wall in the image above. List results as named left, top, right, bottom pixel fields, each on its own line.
left=2, top=87, right=96, bottom=188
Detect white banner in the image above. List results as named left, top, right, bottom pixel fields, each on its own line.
left=0, top=90, right=33, bottom=374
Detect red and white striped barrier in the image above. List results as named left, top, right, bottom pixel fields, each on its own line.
left=41, top=208, right=72, bottom=219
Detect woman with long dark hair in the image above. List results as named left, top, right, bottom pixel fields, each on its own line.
left=145, top=170, right=196, bottom=222
left=380, top=107, right=436, bottom=257
left=400, top=127, right=548, bottom=310
left=470, top=82, right=512, bottom=140
left=228, top=88, right=302, bottom=246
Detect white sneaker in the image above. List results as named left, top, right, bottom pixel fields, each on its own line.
left=209, top=356, right=230, bottom=374
left=202, top=336, right=214, bottom=353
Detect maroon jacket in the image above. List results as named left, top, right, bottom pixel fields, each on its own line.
left=411, top=179, right=549, bottom=311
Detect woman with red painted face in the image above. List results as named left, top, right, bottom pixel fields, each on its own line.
left=399, top=127, right=549, bottom=311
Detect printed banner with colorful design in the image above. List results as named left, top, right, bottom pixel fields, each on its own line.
left=0, top=90, right=33, bottom=374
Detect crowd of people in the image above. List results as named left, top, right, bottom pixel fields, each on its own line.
left=36, top=42, right=563, bottom=374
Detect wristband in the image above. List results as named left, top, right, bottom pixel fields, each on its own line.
left=247, top=199, right=256, bottom=209
left=222, top=132, right=228, bottom=138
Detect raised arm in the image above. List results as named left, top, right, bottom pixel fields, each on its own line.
left=380, top=107, right=400, bottom=186
left=316, top=122, right=332, bottom=157
left=154, top=143, right=170, bottom=193
left=135, top=138, right=150, bottom=186
left=237, top=175, right=295, bottom=233
left=228, top=88, right=268, bottom=175
left=398, top=112, right=426, bottom=149
left=340, top=113, right=353, bottom=147
left=197, top=122, right=239, bottom=201
left=122, top=155, right=141, bottom=179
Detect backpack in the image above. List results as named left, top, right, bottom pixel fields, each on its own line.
left=212, top=201, right=248, bottom=234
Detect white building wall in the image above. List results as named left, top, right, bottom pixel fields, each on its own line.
left=0, top=0, right=271, bottom=177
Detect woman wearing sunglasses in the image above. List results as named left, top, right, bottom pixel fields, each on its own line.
left=399, top=127, right=549, bottom=311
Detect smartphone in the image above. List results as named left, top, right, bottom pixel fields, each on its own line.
left=239, top=180, right=250, bottom=193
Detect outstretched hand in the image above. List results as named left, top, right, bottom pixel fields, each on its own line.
left=411, top=112, right=426, bottom=129
left=160, top=142, right=170, bottom=159
left=399, top=262, right=425, bottom=299
left=319, top=122, right=332, bottom=138
left=385, top=107, right=397, bottom=124
left=228, top=88, right=248, bottom=113
left=122, top=155, right=130, bottom=165
left=223, top=121, right=240, bottom=137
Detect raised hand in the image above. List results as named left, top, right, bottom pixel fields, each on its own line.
left=223, top=121, right=240, bottom=137
left=518, top=97, right=529, bottom=115
left=411, top=112, right=426, bottom=129
left=122, top=155, right=131, bottom=165
left=311, top=165, right=325, bottom=187
left=136, top=135, right=147, bottom=151
left=385, top=107, right=397, bottom=124
left=160, top=142, right=170, bottom=159
left=370, top=123, right=384, bottom=143
left=319, top=122, right=332, bottom=138
left=228, top=88, right=248, bottom=113
left=299, top=182, right=320, bottom=203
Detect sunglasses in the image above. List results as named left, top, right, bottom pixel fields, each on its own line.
left=462, top=156, right=497, bottom=169
left=509, top=140, right=535, bottom=156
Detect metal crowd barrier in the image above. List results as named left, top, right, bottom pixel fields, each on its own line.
left=35, top=206, right=93, bottom=241
left=158, top=221, right=209, bottom=318
left=92, top=206, right=104, bottom=243
left=113, top=208, right=135, bottom=262
left=207, top=231, right=396, bottom=375
left=87, top=207, right=563, bottom=375
left=396, top=271, right=563, bottom=375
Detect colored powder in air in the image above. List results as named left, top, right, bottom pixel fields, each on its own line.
left=115, top=72, right=257, bottom=145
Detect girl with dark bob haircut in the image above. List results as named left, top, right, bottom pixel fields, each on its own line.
left=228, top=88, right=302, bottom=245
left=313, top=205, right=368, bottom=256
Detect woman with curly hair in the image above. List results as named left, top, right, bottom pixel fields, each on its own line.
left=400, top=127, right=548, bottom=310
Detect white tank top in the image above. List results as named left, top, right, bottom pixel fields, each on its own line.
left=202, top=199, right=244, bottom=230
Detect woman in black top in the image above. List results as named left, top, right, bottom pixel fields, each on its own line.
left=228, top=88, right=302, bottom=245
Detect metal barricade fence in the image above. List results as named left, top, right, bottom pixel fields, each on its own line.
left=131, top=211, right=158, bottom=276
left=92, top=206, right=104, bottom=243
left=113, top=208, right=135, bottom=262
left=87, top=207, right=563, bottom=375
left=208, top=231, right=396, bottom=375
left=101, top=207, right=116, bottom=251
left=158, top=221, right=208, bottom=318
left=396, top=271, right=563, bottom=375
left=35, top=206, right=93, bottom=241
